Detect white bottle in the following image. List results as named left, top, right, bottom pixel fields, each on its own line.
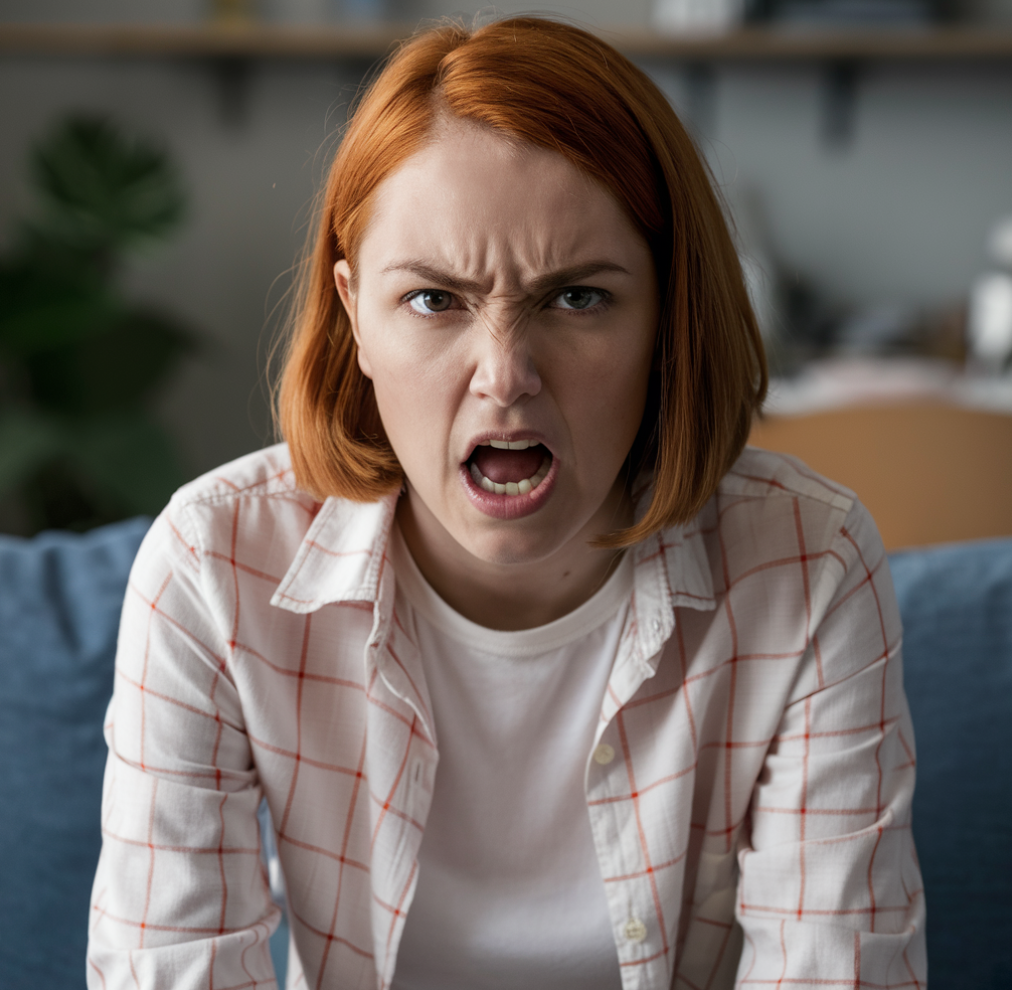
left=968, top=215, right=1012, bottom=370
left=653, top=0, right=745, bottom=34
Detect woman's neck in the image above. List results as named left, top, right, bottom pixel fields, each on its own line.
left=394, top=490, right=632, bottom=631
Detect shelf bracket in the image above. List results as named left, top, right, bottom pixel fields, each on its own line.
left=210, top=57, right=253, bottom=129
left=684, top=61, right=717, bottom=142
left=821, top=59, right=860, bottom=151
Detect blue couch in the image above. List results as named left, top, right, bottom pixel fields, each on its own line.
left=1, top=518, right=1010, bottom=989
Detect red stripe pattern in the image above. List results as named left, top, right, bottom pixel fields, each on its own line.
left=87, top=444, right=925, bottom=990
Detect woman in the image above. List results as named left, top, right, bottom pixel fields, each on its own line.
left=87, top=17, right=926, bottom=990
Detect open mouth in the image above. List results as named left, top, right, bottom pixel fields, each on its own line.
left=466, top=439, right=553, bottom=497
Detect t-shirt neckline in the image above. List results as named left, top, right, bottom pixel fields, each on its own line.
left=390, top=524, right=634, bottom=659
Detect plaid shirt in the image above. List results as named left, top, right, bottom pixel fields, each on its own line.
left=87, top=443, right=926, bottom=990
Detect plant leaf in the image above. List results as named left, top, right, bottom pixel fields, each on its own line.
left=23, top=307, right=195, bottom=415
left=0, top=260, right=122, bottom=354
left=31, top=115, right=185, bottom=257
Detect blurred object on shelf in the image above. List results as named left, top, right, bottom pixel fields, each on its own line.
left=777, top=272, right=841, bottom=368
left=969, top=274, right=1012, bottom=366
left=966, top=0, right=1012, bottom=23
left=257, top=0, right=349, bottom=23
left=764, top=356, right=1012, bottom=415
left=741, top=0, right=938, bottom=22
left=751, top=376, right=1012, bottom=548
left=654, top=0, right=746, bottom=34
left=769, top=0, right=934, bottom=24
left=274, top=0, right=329, bottom=23
left=210, top=0, right=258, bottom=23
left=913, top=302, right=968, bottom=361
left=834, top=303, right=917, bottom=352
left=968, top=213, right=1012, bottom=370
left=830, top=300, right=967, bottom=359
left=772, top=273, right=967, bottom=371
left=0, top=115, right=196, bottom=537
left=340, top=0, right=387, bottom=25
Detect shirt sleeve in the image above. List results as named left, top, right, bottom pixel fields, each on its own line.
left=86, top=500, right=282, bottom=990
left=734, top=500, right=927, bottom=989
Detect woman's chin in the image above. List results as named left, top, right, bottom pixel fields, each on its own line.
left=452, top=502, right=582, bottom=570
left=456, top=528, right=569, bottom=569
left=402, top=465, right=622, bottom=572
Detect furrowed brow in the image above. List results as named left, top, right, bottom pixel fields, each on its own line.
left=380, top=262, right=484, bottom=294
left=380, top=260, right=632, bottom=297
left=526, top=262, right=631, bottom=296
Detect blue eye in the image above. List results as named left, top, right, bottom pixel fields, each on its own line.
left=408, top=290, right=453, bottom=314
left=553, top=287, right=605, bottom=310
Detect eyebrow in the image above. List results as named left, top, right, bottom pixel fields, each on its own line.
left=379, top=260, right=632, bottom=296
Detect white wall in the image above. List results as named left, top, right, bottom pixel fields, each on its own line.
left=656, top=60, right=1012, bottom=306
left=2, top=1, right=1011, bottom=481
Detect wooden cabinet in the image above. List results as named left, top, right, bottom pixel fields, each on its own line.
left=750, top=402, right=1012, bottom=548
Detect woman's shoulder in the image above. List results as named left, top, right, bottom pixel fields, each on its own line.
left=721, top=445, right=856, bottom=515
left=707, top=445, right=884, bottom=571
left=169, top=442, right=304, bottom=510
left=145, top=443, right=325, bottom=572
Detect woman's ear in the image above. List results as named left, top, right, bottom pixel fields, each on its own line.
left=334, top=259, right=373, bottom=379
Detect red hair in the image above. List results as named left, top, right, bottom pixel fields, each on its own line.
left=277, top=16, right=766, bottom=547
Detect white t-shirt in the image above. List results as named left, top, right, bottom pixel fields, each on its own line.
left=388, top=526, right=632, bottom=990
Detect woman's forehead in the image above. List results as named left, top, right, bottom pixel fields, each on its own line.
left=358, top=120, right=646, bottom=279
left=388, top=115, right=590, bottom=195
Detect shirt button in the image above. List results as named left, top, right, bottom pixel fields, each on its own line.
left=651, top=618, right=662, bottom=633
left=593, top=743, right=615, bottom=765
left=623, top=918, right=648, bottom=943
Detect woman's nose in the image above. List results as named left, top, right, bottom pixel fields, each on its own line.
left=468, top=328, right=542, bottom=408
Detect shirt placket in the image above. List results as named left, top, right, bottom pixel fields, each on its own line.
left=585, top=536, right=682, bottom=990
left=363, top=561, right=439, bottom=990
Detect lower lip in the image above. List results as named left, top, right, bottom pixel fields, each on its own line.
left=459, top=454, right=558, bottom=520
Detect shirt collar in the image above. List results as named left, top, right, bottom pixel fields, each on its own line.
left=270, top=490, right=400, bottom=614
left=270, top=488, right=715, bottom=619
left=630, top=475, right=716, bottom=601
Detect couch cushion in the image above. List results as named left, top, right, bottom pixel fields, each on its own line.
left=0, top=518, right=150, bottom=989
left=890, top=538, right=1012, bottom=990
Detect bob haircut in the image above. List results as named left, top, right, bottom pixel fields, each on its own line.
left=277, top=16, right=767, bottom=549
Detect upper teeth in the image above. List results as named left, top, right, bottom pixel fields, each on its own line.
left=485, top=439, right=533, bottom=450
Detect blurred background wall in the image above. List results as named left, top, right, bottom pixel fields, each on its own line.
left=1, top=0, right=1011, bottom=539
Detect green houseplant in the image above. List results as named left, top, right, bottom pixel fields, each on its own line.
left=0, top=114, right=195, bottom=535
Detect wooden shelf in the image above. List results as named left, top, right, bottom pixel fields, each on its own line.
left=2, top=21, right=1012, bottom=62
left=0, top=22, right=409, bottom=59
left=618, top=25, right=1012, bottom=59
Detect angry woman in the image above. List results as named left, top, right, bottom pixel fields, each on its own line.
left=87, top=17, right=925, bottom=990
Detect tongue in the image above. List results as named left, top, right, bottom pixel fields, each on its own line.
left=471, top=446, right=545, bottom=484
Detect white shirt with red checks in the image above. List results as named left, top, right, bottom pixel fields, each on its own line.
left=87, top=442, right=927, bottom=990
